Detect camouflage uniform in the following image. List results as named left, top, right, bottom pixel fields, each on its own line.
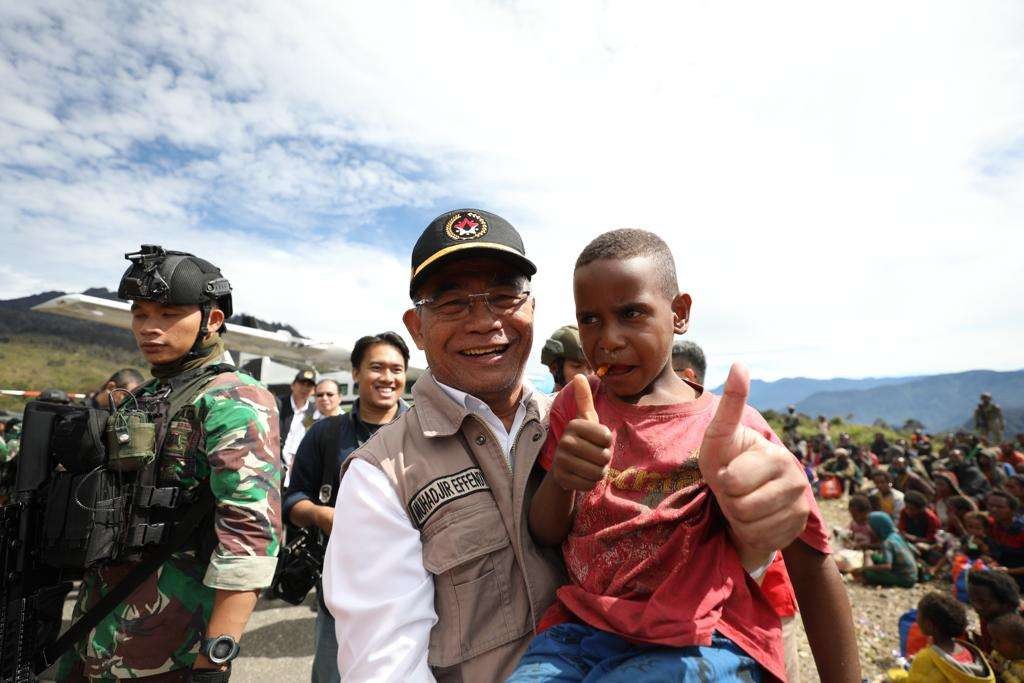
left=974, top=401, right=1005, bottom=444
left=782, top=411, right=799, bottom=444
left=58, top=367, right=281, bottom=681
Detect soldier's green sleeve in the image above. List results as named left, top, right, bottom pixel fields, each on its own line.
left=0, top=438, right=8, bottom=462
left=199, top=377, right=283, bottom=591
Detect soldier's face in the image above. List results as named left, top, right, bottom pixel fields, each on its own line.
left=403, top=256, right=533, bottom=404
left=131, top=301, right=203, bottom=365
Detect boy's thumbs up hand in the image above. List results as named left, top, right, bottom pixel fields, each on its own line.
left=550, top=374, right=613, bottom=492
left=699, top=363, right=811, bottom=556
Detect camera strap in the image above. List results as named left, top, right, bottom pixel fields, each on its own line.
left=35, top=484, right=215, bottom=674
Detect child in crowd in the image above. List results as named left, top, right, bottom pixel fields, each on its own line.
left=986, top=490, right=1024, bottom=591
left=870, top=469, right=906, bottom=520
left=967, top=571, right=1022, bottom=652
left=962, top=512, right=995, bottom=563
left=1005, top=475, right=1024, bottom=508
left=987, top=612, right=1024, bottom=682
left=908, top=592, right=994, bottom=682
left=851, top=512, right=918, bottom=587
left=509, top=229, right=856, bottom=682
left=847, top=494, right=878, bottom=549
left=900, top=490, right=942, bottom=560
left=936, top=472, right=968, bottom=531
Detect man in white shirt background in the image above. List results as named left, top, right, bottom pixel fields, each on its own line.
left=280, top=368, right=317, bottom=486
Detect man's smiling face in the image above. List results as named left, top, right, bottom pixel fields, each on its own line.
left=403, top=255, right=534, bottom=403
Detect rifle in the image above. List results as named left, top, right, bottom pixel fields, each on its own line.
left=1, top=402, right=78, bottom=682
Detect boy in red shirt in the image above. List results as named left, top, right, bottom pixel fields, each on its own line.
left=508, top=230, right=857, bottom=682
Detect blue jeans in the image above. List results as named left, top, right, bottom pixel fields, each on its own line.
left=312, top=602, right=340, bottom=683
left=506, top=623, right=762, bottom=682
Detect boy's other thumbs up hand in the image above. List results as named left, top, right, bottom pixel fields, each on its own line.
left=551, top=375, right=612, bottom=492
left=699, top=363, right=811, bottom=555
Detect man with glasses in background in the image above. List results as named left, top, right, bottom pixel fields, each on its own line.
left=313, top=379, right=343, bottom=419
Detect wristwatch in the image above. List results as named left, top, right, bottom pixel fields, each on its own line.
left=201, top=634, right=241, bottom=666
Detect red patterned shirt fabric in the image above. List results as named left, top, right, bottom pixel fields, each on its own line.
left=537, top=377, right=830, bottom=682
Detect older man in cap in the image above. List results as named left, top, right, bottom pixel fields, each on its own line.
left=322, top=209, right=817, bottom=681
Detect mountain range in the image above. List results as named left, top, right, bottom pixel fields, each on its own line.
left=716, top=369, right=1024, bottom=433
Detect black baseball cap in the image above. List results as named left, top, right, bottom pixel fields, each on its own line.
left=292, top=367, right=317, bottom=385
left=409, top=208, right=537, bottom=297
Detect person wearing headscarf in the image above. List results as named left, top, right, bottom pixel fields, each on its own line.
left=852, top=512, right=918, bottom=588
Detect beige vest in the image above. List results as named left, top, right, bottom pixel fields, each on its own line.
left=345, top=373, right=566, bottom=682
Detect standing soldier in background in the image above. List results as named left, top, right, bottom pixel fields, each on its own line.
left=783, top=405, right=800, bottom=446
left=670, top=339, right=707, bottom=385
left=540, top=324, right=592, bottom=392
left=975, top=392, right=1005, bottom=445
left=58, top=245, right=281, bottom=682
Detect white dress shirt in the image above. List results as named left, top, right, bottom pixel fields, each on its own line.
left=322, top=380, right=531, bottom=682
left=282, top=396, right=319, bottom=486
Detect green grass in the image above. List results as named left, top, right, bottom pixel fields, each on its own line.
left=0, top=335, right=145, bottom=413
left=762, top=410, right=910, bottom=446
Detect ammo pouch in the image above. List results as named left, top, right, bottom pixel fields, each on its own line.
left=41, top=469, right=126, bottom=569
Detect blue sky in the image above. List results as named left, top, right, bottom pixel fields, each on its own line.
left=2, top=1, right=1023, bottom=386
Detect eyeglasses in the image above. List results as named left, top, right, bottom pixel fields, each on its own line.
left=315, top=392, right=337, bottom=398
left=414, top=286, right=531, bottom=321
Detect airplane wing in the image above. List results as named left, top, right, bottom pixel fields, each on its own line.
left=32, top=293, right=353, bottom=371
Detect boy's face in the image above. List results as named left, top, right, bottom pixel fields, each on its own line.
left=905, top=503, right=924, bottom=517
left=849, top=506, right=868, bottom=525
left=964, top=516, right=986, bottom=537
left=968, top=585, right=1008, bottom=622
left=987, top=495, right=1014, bottom=524
left=573, top=255, right=690, bottom=400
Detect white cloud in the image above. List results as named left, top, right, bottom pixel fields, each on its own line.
left=1, top=1, right=1023, bottom=384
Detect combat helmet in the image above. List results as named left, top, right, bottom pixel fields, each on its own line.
left=118, top=245, right=233, bottom=361
left=541, top=325, right=586, bottom=365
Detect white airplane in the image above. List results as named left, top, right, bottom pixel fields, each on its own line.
left=33, top=292, right=355, bottom=371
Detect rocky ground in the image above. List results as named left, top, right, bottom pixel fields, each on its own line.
left=44, top=497, right=951, bottom=682
left=794, top=497, right=969, bottom=682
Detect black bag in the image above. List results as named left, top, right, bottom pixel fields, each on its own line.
left=269, top=414, right=343, bottom=604
left=48, top=405, right=110, bottom=474
left=40, top=469, right=127, bottom=569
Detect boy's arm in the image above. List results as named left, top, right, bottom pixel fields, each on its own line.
left=783, top=540, right=861, bottom=683
left=530, top=375, right=612, bottom=547
left=529, top=473, right=577, bottom=546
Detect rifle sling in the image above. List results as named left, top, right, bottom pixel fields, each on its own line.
left=35, top=485, right=216, bottom=674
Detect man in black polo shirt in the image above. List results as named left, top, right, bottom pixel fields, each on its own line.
left=284, top=332, right=410, bottom=683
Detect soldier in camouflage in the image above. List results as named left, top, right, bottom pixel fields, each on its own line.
left=975, top=392, right=1005, bottom=445
left=782, top=405, right=800, bottom=445
left=58, top=246, right=281, bottom=682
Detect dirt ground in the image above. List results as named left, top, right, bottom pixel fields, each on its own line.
left=795, top=497, right=965, bottom=682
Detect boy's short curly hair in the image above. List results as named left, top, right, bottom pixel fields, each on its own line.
left=848, top=494, right=871, bottom=512
left=969, top=569, right=1021, bottom=607
left=963, top=511, right=991, bottom=533
left=987, top=488, right=1021, bottom=510
left=904, top=491, right=928, bottom=508
left=917, top=592, right=967, bottom=640
left=989, top=612, right=1024, bottom=642
left=575, top=229, right=678, bottom=298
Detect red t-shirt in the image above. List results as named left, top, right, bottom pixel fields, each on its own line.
left=537, top=378, right=830, bottom=682
left=898, top=507, right=942, bottom=542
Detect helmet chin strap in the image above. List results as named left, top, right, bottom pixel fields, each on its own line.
left=184, top=302, right=213, bottom=362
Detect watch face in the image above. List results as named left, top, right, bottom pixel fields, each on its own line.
left=207, top=635, right=238, bottom=664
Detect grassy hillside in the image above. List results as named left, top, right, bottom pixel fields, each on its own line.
left=762, top=409, right=910, bottom=446
left=0, top=335, right=145, bottom=413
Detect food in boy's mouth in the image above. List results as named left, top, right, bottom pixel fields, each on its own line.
left=596, top=365, right=608, bottom=378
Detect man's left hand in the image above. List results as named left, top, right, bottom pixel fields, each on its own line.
left=698, top=363, right=811, bottom=555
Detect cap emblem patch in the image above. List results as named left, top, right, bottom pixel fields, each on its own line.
left=444, top=212, right=488, bottom=241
